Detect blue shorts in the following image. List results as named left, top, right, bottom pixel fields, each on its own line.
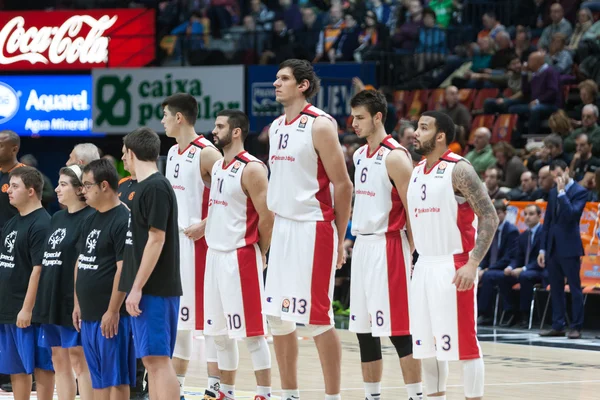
left=0, top=324, right=54, bottom=375
left=81, top=317, right=136, bottom=389
left=131, top=295, right=179, bottom=359
left=39, top=324, right=81, bottom=348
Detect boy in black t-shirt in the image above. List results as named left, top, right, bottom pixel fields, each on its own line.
left=0, top=166, right=54, bottom=400
left=119, top=127, right=181, bottom=400
left=75, top=159, right=135, bottom=399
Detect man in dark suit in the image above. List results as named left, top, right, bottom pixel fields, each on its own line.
left=477, top=200, right=520, bottom=325
left=538, top=160, right=588, bottom=339
left=498, top=204, right=546, bottom=327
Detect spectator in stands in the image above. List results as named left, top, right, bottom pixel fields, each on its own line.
left=493, top=142, right=527, bottom=188
left=207, top=0, right=239, bottom=38
left=260, top=17, right=294, bottom=64
left=478, top=11, right=507, bottom=41
left=465, top=127, right=497, bottom=177
left=169, top=9, right=205, bottom=60
left=514, top=25, right=537, bottom=64
left=295, top=7, right=322, bottom=61
left=369, top=0, right=393, bottom=29
left=538, top=3, right=573, bottom=50
left=489, top=31, right=516, bottom=72
left=564, top=104, right=600, bottom=155
left=449, top=36, right=495, bottom=88
left=481, top=57, right=525, bottom=114
left=392, top=0, right=424, bottom=52
left=499, top=204, right=546, bottom=328
left=570, top=132, right=600, bottom=184
left=507, top=170, right=539, bottom=200
left=509, top=52, right=561, bottom=136
left=485, top=166, right=509, bottom=199
left=531, top=165, right=553, bottom=200
left=397, top=123, right=415, bottom=151
left=66, top=143, right=100, bottom=166
left=250, top=0, right=275, bottom=31
left=415, top=8, right=447, bottom=70
left=549, top=109, right=574, bottom=140
left=428, top=0, right=456, bottom=28
left=568, top=80, right=600, bottom=122
left=354, top=10, right=390, bottom=62
left=539, top=159, right=587, bottom=339
left=566, top=8, right=594, bottom=52
left=235, top=15, right=264, bottom=64
left=542, top=133, right=573, bottom=168
left=279, top=0, right=303, bottom=31
left=440, top=85, right=471, bottom=139
left=513, top=0, right=550, bottom=34
left=581, top=0, right=600, bottom=12
left=545, top=33, right=573, bottom=75
left=588, top=168, right=600, bottom=201
left=328, top=11, right=361, bottom=63
left=477, top=199, right=519, bottom=326
left=314, top=4, right=345, bottom=62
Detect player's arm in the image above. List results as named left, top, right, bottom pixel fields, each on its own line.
left=313, top=116, right=354, bottom=268
left=73, top=260, right=82, bottom=332
left=16, top=264, right=42, bottom=328
left=102, top=260, right=126, bottom=339
left=452, top=160, right=499, bottom=291
left=242, top=162, right=274, bottom=258
left=386, top=149, right=415, bottom=252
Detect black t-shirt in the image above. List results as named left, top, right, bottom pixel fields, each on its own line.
left=0, top=208, right=51, bottom=324
left=117, top=177, right=138, bottom=210
left=76, top=204, right=129, bottom=322
left=33, top=206, right=95, bottom=326
left=573, top=156, right=600, bottom=182
left=120, top=172, right=181, bottom=297
left=0, top=164, right=24, bottom=231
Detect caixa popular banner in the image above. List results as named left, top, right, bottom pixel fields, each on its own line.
left=0, top=8, right=155, bottom=71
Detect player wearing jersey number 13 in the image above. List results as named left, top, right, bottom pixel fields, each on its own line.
left=407, top=111, right=499, bottom=400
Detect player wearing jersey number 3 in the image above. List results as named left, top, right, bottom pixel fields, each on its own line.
left=264, top=59, right=353, bottom=400
left=407, top=111, right=498, bottom=400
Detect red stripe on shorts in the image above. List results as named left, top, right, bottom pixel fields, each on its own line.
left=386, top=231, right=410, bottom=336
left=237, top=245, right=264, bottom=337
left=309, top=221, right=335, bottom=325
left=454, top=253, right=481, bottom=360
left=195, top=238, right=208, bottom=330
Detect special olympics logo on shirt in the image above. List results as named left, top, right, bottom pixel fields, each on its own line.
left=85, top=229, right=101, bottom=253
left=4, top=231, right=17, bottom=253
left=48, top=228, right=66, bottom=250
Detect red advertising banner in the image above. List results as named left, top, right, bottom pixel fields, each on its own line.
left=0, top=8, right=155, bottom=70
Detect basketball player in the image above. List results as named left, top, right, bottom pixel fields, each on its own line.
left=264, top=59, right=353, bottom=400
left=66, top=143, right=101, bottom=167
left=349, top=90, right=422, bottom=400
left=407, top=111, right=498, bottom=400
left=119, top=127, right=182, bottom=400
left=204, top=110, right=273, bottom=400
left=0, top=166, right=55, bottom=400
left=0, top=130, right=24, bottom=230
left=75, top=159, right=135, bottom=400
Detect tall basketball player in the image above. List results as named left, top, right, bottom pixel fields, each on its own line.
left=407, top=111, right=498, bottom=400
left=204, top=110, right=273, bottom=400
left=162, top=93, right=223, bottom=399
left=349, top=90, right=422, bottom=400
left=264, top=59, right=353, bottom=400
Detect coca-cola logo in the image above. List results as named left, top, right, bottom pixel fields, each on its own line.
left=0, top=15, right=118, bottom=66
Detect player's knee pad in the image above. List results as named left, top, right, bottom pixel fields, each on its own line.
left=462, top=358, right=484, bottom=398
left=213, top=335, right=239, bottom=371
left=173, top=330, right=193, bottom=361
left=422, top=357, right=448, bottom=395
left=267, top=316, right=296, bottom=336
left=356, top=333, right=382, bottom=363
left=245, top=336, right=272, bottom=371
left=204, top=334, right=218, bottom=363
left=390, top=335, right=413, bottom=358
left=307, top=323, right=334, bottom=337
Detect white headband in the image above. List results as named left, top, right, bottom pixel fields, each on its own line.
left=66, top=164, right=83, bottom=183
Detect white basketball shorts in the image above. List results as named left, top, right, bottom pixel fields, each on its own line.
left=263, top=216, right=338, bottom=325
left=409, top=253, right=482, bottom=361
left=178, top=232, right=208, bottom=331
left=349, top=231, right=411, bottom=337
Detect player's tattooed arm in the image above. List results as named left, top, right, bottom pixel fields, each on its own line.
left=452, top=160, right=499, bottom=264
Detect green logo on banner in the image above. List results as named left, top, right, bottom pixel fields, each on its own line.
left=95, top=75, right=133, bottom=126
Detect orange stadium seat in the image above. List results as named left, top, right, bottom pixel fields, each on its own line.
left=459, top=88, right=476, bottom=110
left=393, top=90, right=414, bottom=118
left=472, top=88, right=499, bottom=113
left=407, top=89, right=431, bottom=120
left=469, top=114, right=495, bottom=144
left=492, top=114, right=518, bottom=143
left=427, top=88, right=446, bottom=111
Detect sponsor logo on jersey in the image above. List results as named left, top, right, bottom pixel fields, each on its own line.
left=437, top=161, right=447, bottom=175
left=281, top=298, right=290, bottom=312
left=357, top=159, right=361, bottom=165
left=208, top=198, right=213, bottom=207
left=376, top=148, right=384, bottom=161
left=266, top=297, right=273, bottom=303
left=298, top=115, right=308, bottom=129
left=188, top=146, right=197, bottom=159
left=414, top=207, right=441, bottom=217
left=207, top=319, right=212, bottom=325
left=128, top=192, right=135, bottom=201
left=415, top=340, right=422, bottom=345
left=351, top=315, right=356, bottom=321
left=1, top=183, right=8, bottom=193
left=270, top=154, right=296, bottom=164
left=231, top=161, right=241, bottom=174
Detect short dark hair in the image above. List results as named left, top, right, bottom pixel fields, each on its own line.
left=423, top=7, right=436, bottom=20
left=124, top=127, right=161, bottom=162
left=9, top=166, right=43, bottom=199
left=59, top=166, right=85, bottom=202
left=0, top=130, right=20, bottom=148
left=575, top=132, right=590, bottom=142
left=350, top=90, right=388, bottom=122
left=493, top=199, right=507, bottom=212
left=486, top=166, right=504, bottom=180
left=82, top=158, right=119, bottom=192
left=550, top=159, right=568, bottom=171
left=525, top=204, right=542, bottom=215
left=483, top=10, right=497, bottom=20
left=161, top=93, right=198, bottom=126
left=279, top=59, right=321, bottom=99
left=421, top=111, right=456, bottom=145
left=217, top=109, right=250, bottom=140
left=543, top=133, right=563, bottom=149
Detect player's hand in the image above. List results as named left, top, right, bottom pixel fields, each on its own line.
left=496, top=98, right=504, bottom=105
left=336, top=244, right=347, bottom=270
left=537, top=253, right=545, bottom=268
left=183, top=222, right=205, bottom=241
left=126, top=289, right=143, bottom=317
left=452, top=260, right=478, bottom=291
left=511, top=267, right=524, bottom=278
left=504, top=266, right=513, bottom=276
left=101, top=310, right=120, bottom=339
left=72, top=305, right=82, bottom=332
left=16, top=308, right=32, bottom=329
left=555, top=174, right=566, bottom=192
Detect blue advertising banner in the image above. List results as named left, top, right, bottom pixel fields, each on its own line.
left=247, top=63, right=377, bottom=132
left=0, top=75, right=101, bottom=136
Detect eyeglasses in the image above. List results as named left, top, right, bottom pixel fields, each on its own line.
left=82, top=182, right=99, bottom=190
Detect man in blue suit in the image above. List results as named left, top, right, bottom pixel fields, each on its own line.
left=538, top=160, right=587, bottom=339
left=477, top=200, right=520, bottom=325
left=498, top=204, right=546, bottom=327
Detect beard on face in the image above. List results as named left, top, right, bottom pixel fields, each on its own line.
left=214, top=131, right=233, bottom=150
left=414, top=135, right=437, bottom=156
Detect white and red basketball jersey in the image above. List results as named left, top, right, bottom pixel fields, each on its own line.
left=205, top=152, right=263, bottom=252
left=166, top=136, right=215, bottom=229
left=267, top=104, right=336, bottom=222
left=352, top=135, right=409, bottom=236
left=407, top=150, right=477, bottom=257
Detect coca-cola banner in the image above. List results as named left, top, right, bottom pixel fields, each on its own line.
left=0, top=9, right=155, bottom=71
left=92, top=66, right=244, bottom=134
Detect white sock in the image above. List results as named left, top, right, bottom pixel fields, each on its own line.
left=406, top=382, right=423, bottom=399
left=208, top=376, right=220, bottom=394
left=177, top=375, right=185, bottom=397
left=364, top=382, right=381, bottom=399
left=324, top=395, right=341, bottom=400
left=282, top=389, right=300, bottom=399
left=257, top=386, right=271, bottom=398
left=429, top=396, right=446, bottom=400
left=221, top=384, right=235, bottom=399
